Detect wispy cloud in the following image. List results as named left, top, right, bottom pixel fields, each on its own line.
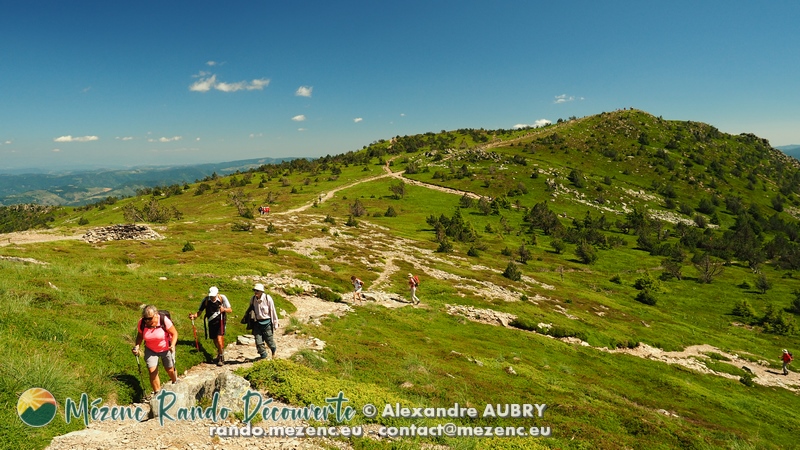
left=554, top=94, right=574, bottom=104
left=295, top=86, right=313, bottom=97
left=292, top=115, right=306, bottom=122
left=190, top=73, right=217, bottom=92
left=189, top=72, right=270, bottom=92
left=206, top=61, right=217, bottom=66
left=52, top=148, right=61, bottom=152
left=54, top=135, right=99, bottom=143
left=297, top=128, right=307, bottom=132
left=148, top=136, right=183, bottom=143
left=353, top=118, right=363, bottom=123
left=554, top=94, right=583, bottom=104
left=512, top=119, right=552, bottom=130
left=115, top=136, right=134, bottom=141
left=249, top=133, right=263, bottom=138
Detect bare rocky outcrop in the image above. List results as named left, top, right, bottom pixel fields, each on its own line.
left=82, top=224, right=164, bottom=243
left=445, top=304, right=517, bottom=328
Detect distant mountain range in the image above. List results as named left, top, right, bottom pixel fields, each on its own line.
left=777, top=144, right=800, bottom=159
left=0, top=157, right=296, bottom=206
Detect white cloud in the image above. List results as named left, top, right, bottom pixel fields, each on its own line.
left=54, top=135, right=99, bottom=143
left=400, top=113, right=406, bottom=117
left=554, top=94, right=576, bottom=104
left=206, top=61, right=217, bottom=66
left=116, top=136, right=134, bottom=141
left=353, top=117, right=363, bottom=123
left=148, top=136, right=183, bottom=143
left=52, top=148, right=61, bottom=152
left=190, top=72, right=270, bottom=92
left=216, top=81, right=247, bottom=92
left=295, top=86, right=313, bottom=97
left=512, top=119, right=552, bottom=130
left=297, top=128, right=307, bottom=132
left=190, top=74, right=217, bottom=92
left=249, top=133, right=264, bottom=138
left=247, top=78, right=270, bottom=90
left=292, top=115, right=306, bottom=122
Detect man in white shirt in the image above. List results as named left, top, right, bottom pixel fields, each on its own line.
left=250, top=283, right=279, bottom=360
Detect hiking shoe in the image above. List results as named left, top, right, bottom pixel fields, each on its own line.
left=216, top=355, right=224, bottom=366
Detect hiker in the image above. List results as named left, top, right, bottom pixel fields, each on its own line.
left=189, top=286, right=231, bottom=366
left=408, top=273, right=420, bottom=304
left=782, top=349, right=793, bottom=375
left=351, top=275, right=364, bottom=302
left=132, top=305, right=178, bottom=395
left=248, top=283, right=279, bottom=360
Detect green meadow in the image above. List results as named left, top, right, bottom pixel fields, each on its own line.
left=2, top=109, right=800, bottom=449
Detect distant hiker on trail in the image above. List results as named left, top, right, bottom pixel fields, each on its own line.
left=351, top=276, right=364, bottom=302
left=783, top=349, right=793, bottom=375
left=132, top=305, right=178, bottom=395
left=189, top=286, right=231, bottom=366
left=408, top=273, right=420, bottom=304
left=246, top=283, right=279, bottom=360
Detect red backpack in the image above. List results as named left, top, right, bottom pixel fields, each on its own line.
left=412, top=275, right=420, bottom=286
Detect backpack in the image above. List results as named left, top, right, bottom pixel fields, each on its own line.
left=412, top=275, right=420, bottom=287
left=139, top=310, right=172, bottom=338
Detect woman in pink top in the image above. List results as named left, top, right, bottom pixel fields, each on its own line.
left=132, top=305, right=178, bottom=395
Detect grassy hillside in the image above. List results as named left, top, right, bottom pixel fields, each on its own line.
left=2, top=108, right=800, bottom=449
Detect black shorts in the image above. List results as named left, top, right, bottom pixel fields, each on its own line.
left=208, top=317, right=226, bottom=338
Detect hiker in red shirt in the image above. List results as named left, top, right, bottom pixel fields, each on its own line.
left=132, top=305, right=178, bottom=394
left=408, top=273, right=420, bottom=305
left=782, top=349, right=793, bottom=375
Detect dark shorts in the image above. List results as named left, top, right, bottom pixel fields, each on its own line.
left=208, top=317, right=226, bottom=338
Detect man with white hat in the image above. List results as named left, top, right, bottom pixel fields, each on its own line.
left=250, top=283, right=279, bottom=360
left=189, top=286, right=232, bottom=366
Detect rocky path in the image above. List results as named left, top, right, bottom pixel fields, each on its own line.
left=46, top=293, right=359, bottom=450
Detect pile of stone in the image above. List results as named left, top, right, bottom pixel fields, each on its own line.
left=82, top=224, right=164, bottom=243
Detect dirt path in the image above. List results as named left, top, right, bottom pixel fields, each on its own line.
left=0, top=229, right=84, bottom=247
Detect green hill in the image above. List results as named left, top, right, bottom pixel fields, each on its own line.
left=2, top=108, right=800, bottom=449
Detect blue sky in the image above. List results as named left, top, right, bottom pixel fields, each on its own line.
left=2, top=1, right=799, bottom=171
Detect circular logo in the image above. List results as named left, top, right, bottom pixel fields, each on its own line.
left=17, top=388, right=57, bottom=427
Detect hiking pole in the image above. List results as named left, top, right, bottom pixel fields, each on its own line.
left=191, top=318, right=200, bottom=350
left=135, top=353, right=147, bottom=395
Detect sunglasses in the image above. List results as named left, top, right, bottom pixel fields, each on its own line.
left=143, top=316, right=155, bottom=322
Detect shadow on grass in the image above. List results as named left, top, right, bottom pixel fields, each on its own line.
left=112, top=373, right=146, bottom=403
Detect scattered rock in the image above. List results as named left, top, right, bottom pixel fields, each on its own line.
left=0, top=255, right=49, bottom=265
left=445, top=304, right=517, bottom=327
